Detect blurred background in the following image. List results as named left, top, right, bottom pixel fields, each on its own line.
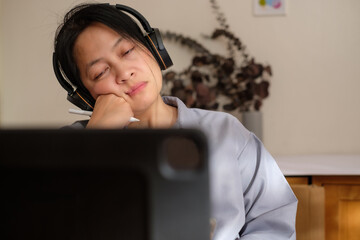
left=1, top=0, right=359, bottom=157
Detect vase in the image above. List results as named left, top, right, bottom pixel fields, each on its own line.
left=241, top=111, right=263, bottom=140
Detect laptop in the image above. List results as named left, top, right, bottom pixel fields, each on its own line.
left=0, top=128, right=210, bottom=240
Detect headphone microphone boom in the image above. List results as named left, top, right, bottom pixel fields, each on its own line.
left=53, top=4, right=173, bottom=111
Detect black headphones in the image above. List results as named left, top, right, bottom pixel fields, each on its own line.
left=52, top=4, right=173, bottom=111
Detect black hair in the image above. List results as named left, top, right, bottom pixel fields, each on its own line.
left=54, top=3, right=149, bottom=96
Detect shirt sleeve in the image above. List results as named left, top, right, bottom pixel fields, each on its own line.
left=237, top=133, right=297, bottom=239
left=61, top=120, right=88, bottom=129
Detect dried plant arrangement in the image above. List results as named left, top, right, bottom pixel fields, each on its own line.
left=161, top=0, right=272, bottom=112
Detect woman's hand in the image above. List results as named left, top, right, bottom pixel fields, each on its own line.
left=210, top=218, right=216, bottom=240
left=86, top=94, right=134, bottom=129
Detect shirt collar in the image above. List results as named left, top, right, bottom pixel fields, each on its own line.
left=162, top=96, right=202, bottom=129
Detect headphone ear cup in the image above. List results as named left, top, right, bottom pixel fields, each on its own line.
left=145, top=28, right=173, bottom=70
left=53, top=53, right=95, bottom=111
left=67, top=90, right=95, bottom=111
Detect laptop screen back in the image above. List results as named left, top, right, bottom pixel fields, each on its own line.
left=0, top=129, right=210, bottom=240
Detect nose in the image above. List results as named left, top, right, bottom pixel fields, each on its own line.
left=114, top=63, right=134, bottom=84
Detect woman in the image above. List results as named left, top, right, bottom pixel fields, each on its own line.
left=54, top=3, right=297, bottom=239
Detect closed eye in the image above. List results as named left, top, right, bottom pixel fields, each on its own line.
left=124, top=47, right=135, bottom=56
left=94, top=67, right=109, bottom=80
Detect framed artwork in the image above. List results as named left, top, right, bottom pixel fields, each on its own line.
left=253, top=0, right=286, bottom=16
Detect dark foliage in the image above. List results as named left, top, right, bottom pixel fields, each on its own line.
left=161, top=0, right=271, bottom=112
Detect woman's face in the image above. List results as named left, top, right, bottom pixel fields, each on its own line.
left=73, top=22, right=163, bottom=114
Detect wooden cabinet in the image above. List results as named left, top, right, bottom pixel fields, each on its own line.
left=287, top=177, right=325, bottom=240
left=287, top=176, right=360, bottom=240
left=313, top=176, right=360, bottom=240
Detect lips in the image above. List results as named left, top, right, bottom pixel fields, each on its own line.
left=126, top=82, right=147, bottom=97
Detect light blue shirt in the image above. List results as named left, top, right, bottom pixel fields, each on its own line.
left=68, top=96, right=297, bottom=239
left=163, top=96, right=297, bottom=240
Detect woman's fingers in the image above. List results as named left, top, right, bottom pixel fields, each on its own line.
left=86, top=94, right=134, bottom=128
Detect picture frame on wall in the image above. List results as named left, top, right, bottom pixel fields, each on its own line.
left=253, top=0, right=286, bottom=16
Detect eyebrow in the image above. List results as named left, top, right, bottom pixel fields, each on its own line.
left=85, top=37, right=124, bottom=73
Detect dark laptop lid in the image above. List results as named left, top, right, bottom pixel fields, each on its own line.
left=0, top=129, right=210, bottom=240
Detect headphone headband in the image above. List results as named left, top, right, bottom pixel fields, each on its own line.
left=115, top=4, right=152, bottom=33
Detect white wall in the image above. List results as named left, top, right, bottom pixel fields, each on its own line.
left=1, top=0, right=359, bottom=156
